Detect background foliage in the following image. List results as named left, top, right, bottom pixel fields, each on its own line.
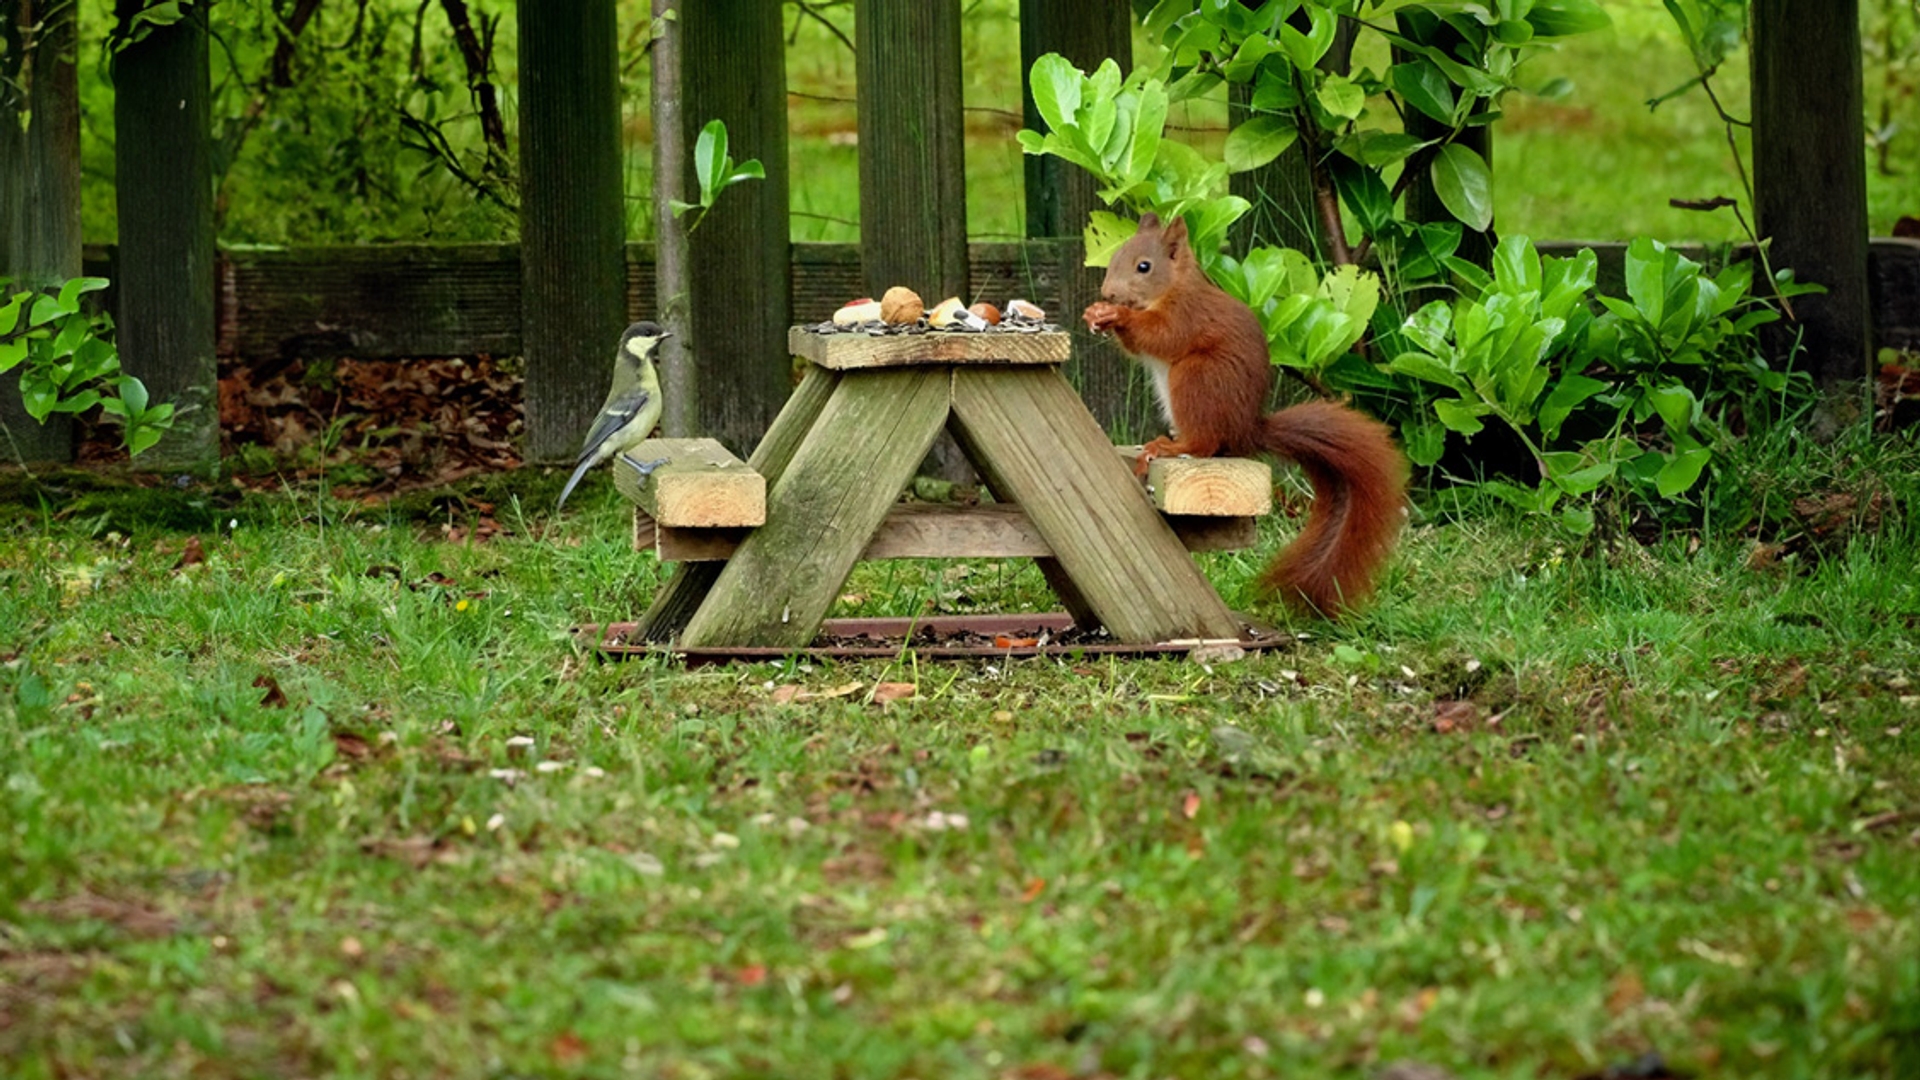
left=66, top=0, right=1919, bottom=247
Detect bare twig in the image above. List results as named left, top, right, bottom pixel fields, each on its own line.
left=436, top=0, right=509, bottom=170
left=396, top=109, right=516, bottom=212
left=789, top=1, right=854, bottom=55
left=269, top=0, right=325, bottom=88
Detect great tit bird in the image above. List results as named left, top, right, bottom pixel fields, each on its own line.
left=555, top=321, right=670, bottom=513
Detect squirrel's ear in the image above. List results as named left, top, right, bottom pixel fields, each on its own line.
left=1137, top=212, right=1161, bottom=232
left=1163, top=214, right=1188, bottom=256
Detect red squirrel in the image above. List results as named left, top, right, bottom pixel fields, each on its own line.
left=1083, top=212, right=1407, bottom=616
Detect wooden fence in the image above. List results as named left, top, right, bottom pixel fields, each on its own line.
left=6, top=1, right=1892, bottom=464
left=80, top=235, right=1920, bottom=359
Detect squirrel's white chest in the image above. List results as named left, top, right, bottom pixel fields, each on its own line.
left=1140, top=357, right=1177, bottom=432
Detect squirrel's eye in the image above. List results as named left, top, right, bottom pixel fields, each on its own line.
left=1135, top=260, right=1152, bottom=274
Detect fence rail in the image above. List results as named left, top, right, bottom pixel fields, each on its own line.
left=79, top=238, right=1920, bottom=364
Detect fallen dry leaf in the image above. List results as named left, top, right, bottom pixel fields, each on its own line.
left=1432, top=699, right=1479, bottom=734
left=771, top=682, right=864, bottom=705
left=253, top=673, right=289, bottom=709
left=172, top=535, right=206, bottom=572
left=332, top=731, right=372, bottom=761
left=548, top=1031, right=588, bottom=1067
left=1181, top=790, right=1201, bottom=819
left=871, top=682, right=916, bottom=704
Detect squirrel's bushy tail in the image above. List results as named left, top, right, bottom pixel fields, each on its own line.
left=1256, top=401, right=1407, bottom=616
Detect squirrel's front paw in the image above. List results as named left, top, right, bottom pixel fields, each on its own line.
left=1083, top=301, right=1123, bottom=334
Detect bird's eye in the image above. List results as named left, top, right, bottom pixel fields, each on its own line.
left=1135, top=260, right=1152, bottom=274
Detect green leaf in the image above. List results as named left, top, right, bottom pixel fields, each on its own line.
left=1279, top=6, right=1339, bottom=70
left=693, top=119, right=728, bottom=206
left=1539, top=373, right=1608, bottom=440
left=19, top=368, right=56, bottom=421
left=1645, top=382, right=1697, bottom=433
left=1433, top=397, right=1488, bottom=435
left=1542, top=454, right=1615, bottom=496
left=1336, top=130, right=1430, bottom=168
left=1250, top=70, right=1299, bottom=112
left=1331, top=157, right=1394, bottom=239
left=1491, top=234, right=1541, bottom=296
left=1401, top=301, right=1453, bottom=355
left=0, top=339, right=26, bottom=374
left=1401, top=418, right=1447, bottom=468
left=1431, top=144, right=1494, bottom=232
left=69, top=338, right=120, bottom=385
left=1494, top=18, right=1535, bottom=45
left=55, top=277, right=107, bottom=311
left=117, top=374, right=151, bottom=414
left=28, top=295, right=62, bottom=327
left=1527, top=0, right=1612, bottom=37
left=1391, top=351, right=1464, bottom=391
left=1168, top=69, right=1225, bottom=103
left=1390, top=60, right=1456, bottom=124
left=1029, top=54, right=1084, bottom=136
left=668, top=198, right=699, bottom=218
left=1623, top=236, right=1669, bottom=324
left=1559, top=504, right=1596, bottom=535
left=1656, top=446, right=1711, bottom=497
left=1082, top=211, right=1138, bottom=269
left=1221, top=34, right=1275, bottom=82
left=1315, top=76, right=1366, bottom=121
left=50, top=389, right=101, bottom=414
left=128, top=423, right=166, bottom=456
left=1223, top=115, right=1298, bottom=173
left=726, top=161, right=766, bottom=185
left=1127, top=82, right=1169, bottom=186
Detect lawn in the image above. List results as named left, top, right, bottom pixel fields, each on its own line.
left=4, top=448, right=1919, bottom=1078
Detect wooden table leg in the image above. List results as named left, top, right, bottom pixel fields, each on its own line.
left=679, top=366, right=952, bottom=649
left=635, top=365, right=839, bottom=642
left=949, top=366, right=1243, bottom=643
left=942, top=414, right=1105, bottom=635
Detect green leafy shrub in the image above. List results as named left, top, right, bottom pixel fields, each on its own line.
left=0, top=278, right=175, bottom=458
left=1385, top=236, right=1820, bottom=533
left=1019, top=2, right=1824, bottom=537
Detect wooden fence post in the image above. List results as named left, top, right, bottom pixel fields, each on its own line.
left=113, top=0, right=217, bottom=471
left=517, top=0, right=628, bottom=463
left=1752, top=0, right=1872, bottom=390
left=0, top=0, right=82, bottom=462
left=681, top=0, right=792, bottom=456
left=855, top=0, right=968, bottom=302
left=1020, top=0, right=1154, bottom=439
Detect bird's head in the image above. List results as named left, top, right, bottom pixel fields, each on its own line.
left=619, top=321, right=672, bottom=367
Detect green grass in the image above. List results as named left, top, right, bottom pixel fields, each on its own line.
left=5, top=448, right=1920, bottom=1078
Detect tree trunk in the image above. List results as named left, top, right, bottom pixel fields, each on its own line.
left=0, top=0, right=82, bottom=462
left=649, top=0, right=695, bottom=439
left=113, top=0, right=218, bottom=471
left=517, top=0, right=629, bottom=463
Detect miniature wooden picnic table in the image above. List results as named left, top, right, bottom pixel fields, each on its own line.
left=618, top=327, right=1272, bottom=650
